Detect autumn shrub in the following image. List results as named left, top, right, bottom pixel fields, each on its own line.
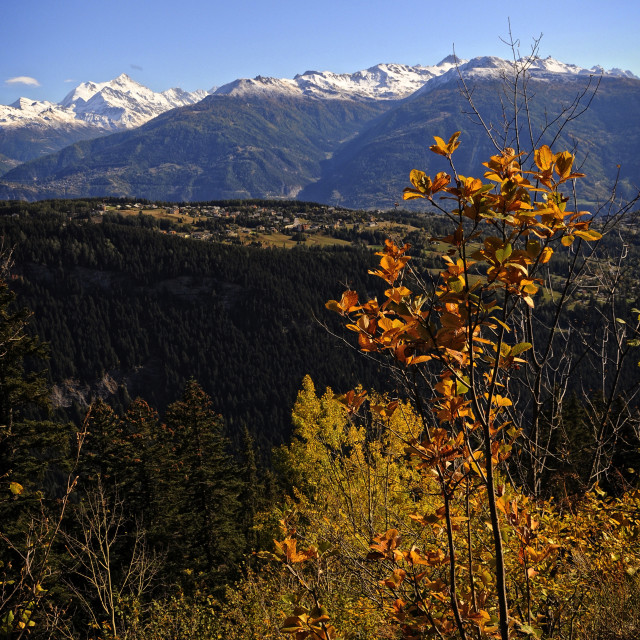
left=119, top=590, right=217, bottom=640
left=265, top=377, right=640, bottom=640
left=579, top=571, right=640, bottom=640
left=265, top=135, right=640, bottom=640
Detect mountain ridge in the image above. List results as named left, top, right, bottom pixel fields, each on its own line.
left=1, top=55, right=638, bottom=206
left=3, top=55, right=635, bottom=133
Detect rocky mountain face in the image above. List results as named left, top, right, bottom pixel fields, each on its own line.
left=1, top=57, right=638, bottom=207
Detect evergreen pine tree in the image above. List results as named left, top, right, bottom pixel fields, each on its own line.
left=0, top=276, right=68, bottom=498
left=239, top=426, right=259, bottom=551
left=120, top=397, right=160, bottom=527
left=77, top=400, right=124, bottom=488
left=158, top=380, right=244, bottom=587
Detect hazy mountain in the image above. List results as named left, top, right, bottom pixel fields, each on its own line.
left=0, top=106, right=102, bottom=175
left=1, top=56, right=638, bottom=205
left=0, top=61, right=461, bottom=174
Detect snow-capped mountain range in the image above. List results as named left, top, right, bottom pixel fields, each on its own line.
left=214, top=57, right=461, bottom=100
left=2, top=55, right=636, bottom=133
left=2, top=53, right=639, bottom=207
left=0, top=74, right=208, bottom=131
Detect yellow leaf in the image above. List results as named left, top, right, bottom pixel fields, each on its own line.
left=430, top=136, right=448, bottom=156
left=403, top=189, right=426, bottom=201
left=409, top=355, right=432, bottom=365
left=492, top=395, right=512, bottom=407
left=554, top=151, right=574, bottom=179
left=574, top=229, right=602, bottom=242
left=409, top=169, right=432, bottom=193
left=446, top=131, right=461, bottom=154
left=511, top=342, right=532, bottom=357
left=539, top=247, right=553, bottom=264
left=534, top=145, right=553, bottom=171
left=9, top=482, right=23, bottom=495
left=493, top=318, right=511, bottom=332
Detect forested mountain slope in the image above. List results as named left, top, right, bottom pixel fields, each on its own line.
left=301, top=75, right=640, bottom=207
left=0, top=96, right=387, bottom=202
left=0, top=209, right=387, bottom=451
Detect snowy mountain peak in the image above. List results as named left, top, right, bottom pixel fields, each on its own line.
left=437, top=54, right=461, bottom=66
left=54, top=74, right=210, bottom=129
left=215, top=76, right=302, bottom=97
left=463, top=55, right=640, bottom=80
left=218, top=58, right=468, bottom=102
left=1, top=56, right=638, bottom=164
left=113, top=72, right=134, bottom=83
left=10, top=97, right=44, bottom=110
left=0, top=97, right=80, bottom=130
left=1, top=73, right=210, bottom=140
left=413, top=54, right=639, bottom=97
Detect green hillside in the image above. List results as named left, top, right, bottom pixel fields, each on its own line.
left=0, top=95, right=387, bottom=201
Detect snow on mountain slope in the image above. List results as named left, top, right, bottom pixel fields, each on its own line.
left=2, top=74, right=208, bottom=133
left=531, top=56, right=638, bottom=78
left=212, top=55, right=638, bottom=102
left=414, top=55, right=639, bottom=96
left=0, top=98, right=79, bottom=128
left=293, top=59, right=459, bottom=99
left=60, top=73, right=208, bottom=128
left=214, top=57, right=463, bottom=100
left=214, top=76, right=303, bottom=98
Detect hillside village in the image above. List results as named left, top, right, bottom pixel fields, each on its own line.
left=61, top=198, right=412, bottom=249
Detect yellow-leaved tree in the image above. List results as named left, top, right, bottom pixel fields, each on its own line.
left=265, top=133, right=640, bottom=640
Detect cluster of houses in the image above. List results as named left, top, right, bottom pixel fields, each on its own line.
left=90, top=201, right=375, bottom=245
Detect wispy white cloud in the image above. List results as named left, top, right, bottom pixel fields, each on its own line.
left=64, top=78, right=75, bottom=83
left=6, top=76, right=40, bottom=87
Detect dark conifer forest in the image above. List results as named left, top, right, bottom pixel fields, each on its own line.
left=0, top=204, right=389, bottom=450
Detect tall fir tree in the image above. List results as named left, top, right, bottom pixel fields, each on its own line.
left=77, top=400, right=124, bottom=488
left=158, top=380, right=244, bottom=587
left=120, top=397, right=161, bottom=527
left=238, top=426, right=259, bottom=552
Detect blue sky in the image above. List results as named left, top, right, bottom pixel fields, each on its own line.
left=2, top=0, right=639, bottom=105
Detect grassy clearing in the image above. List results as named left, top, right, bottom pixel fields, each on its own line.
left=242, top=231, right=352, bottom=249
left=108, top=207, right=201, bottom=224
